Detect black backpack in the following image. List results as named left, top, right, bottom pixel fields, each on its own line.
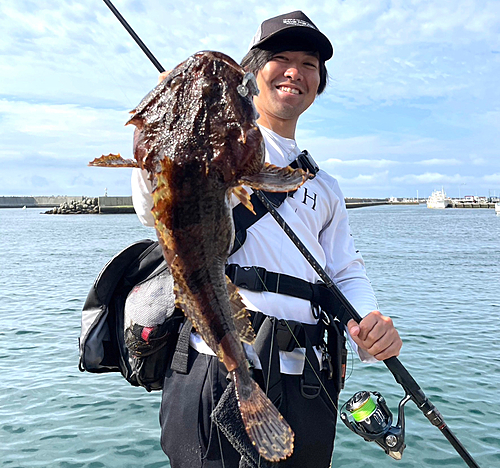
left=78, top=239, right=184, bottom=391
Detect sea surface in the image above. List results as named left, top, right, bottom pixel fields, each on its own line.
left=1, top=205, right=499, bottom=468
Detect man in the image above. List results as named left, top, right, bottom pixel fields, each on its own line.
left=132, top=10, right=402, bottom=468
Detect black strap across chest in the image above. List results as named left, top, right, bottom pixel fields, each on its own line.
left=230, top=190, right=287, bottom=256
left=225, top=264, right=349, bottom=327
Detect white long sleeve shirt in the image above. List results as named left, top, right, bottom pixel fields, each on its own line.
left=131, top=125, right=378, bottom=373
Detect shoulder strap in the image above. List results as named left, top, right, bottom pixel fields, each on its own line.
left=230, top=191, right=287, bottom=256
left=170, top=319, right=192, bottom=374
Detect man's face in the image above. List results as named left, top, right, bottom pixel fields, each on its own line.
left=253, top=50, right=321, bottom=130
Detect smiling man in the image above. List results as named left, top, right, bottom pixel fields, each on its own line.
left=132, top=10, right=402, bottom=468
left=252, top=50, right=320, bottom=137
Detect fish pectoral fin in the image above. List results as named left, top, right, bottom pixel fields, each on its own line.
left=231, top=187, right=255, bottom=214
left=238, top=163, right=312, bottom=192
left=233, top=369, right=295, bottom=462
left=88, top=153, right=138, bottom=168
left=226, top=277, right=255, bottom=345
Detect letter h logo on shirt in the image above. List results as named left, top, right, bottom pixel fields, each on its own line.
left=301, top=188, right=317, bottom=210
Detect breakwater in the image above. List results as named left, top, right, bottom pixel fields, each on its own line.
left=0, top=196, right=134, bottom=214
left=0, top=196, right=86, bottom=209
left=451, top=201, right=496, bottom=209
left=345, top=198, right=389, bottom=208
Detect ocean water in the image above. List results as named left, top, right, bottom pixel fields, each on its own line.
left=0, top=205, right=499, bottom=468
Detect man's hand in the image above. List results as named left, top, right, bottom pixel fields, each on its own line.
left=158, top=70, right=171, bottom=84
left=347, top=311, right=402, bottom=361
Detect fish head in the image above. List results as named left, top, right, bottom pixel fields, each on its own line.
left=128, top=51, right=265, bottom=186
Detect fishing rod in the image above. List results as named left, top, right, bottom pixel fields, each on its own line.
left=103, top=0, right=165, bottom=74
left=102, top=1, right=480, bottom=466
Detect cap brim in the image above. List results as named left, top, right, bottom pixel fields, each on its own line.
left=251, top=27, right=334, bottom=61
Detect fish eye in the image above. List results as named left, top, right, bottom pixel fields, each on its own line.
left=239, top=72, right=259, bottom=98
left=169, top=75, right=182, bottom=90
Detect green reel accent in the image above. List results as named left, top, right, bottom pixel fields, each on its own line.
left=351, top=395, right=377, bottom=422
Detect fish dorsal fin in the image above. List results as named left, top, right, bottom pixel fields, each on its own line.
left=226, top=277, right=255, bottom=345
left=239, top=162, right=311, bottom=192
left=88, top=153, right=138, bottom=168
left=231, top=186, right=255, bottom=214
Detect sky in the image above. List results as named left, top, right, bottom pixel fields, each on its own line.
left=1, top=0, right=499, bottom=199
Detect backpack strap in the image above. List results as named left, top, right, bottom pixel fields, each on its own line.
left=170, top=319, right=192, bottom=374
left=226, top=264, right=349, bottom=326
left=230, top=191, right=287, bottom=256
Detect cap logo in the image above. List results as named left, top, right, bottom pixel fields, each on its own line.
left=283, top=18, right=316, bottom=29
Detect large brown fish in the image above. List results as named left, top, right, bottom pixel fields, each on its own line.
left=90, top=50, right=310, bottom=461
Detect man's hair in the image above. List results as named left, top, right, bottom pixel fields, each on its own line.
left=241, top=37, right=328, bottom=95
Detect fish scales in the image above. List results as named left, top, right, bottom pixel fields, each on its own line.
left=89, top=50, right=312, bottom=461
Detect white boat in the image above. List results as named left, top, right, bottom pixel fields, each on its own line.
left=495, top=202, right=500, bottom=215
left=427, top=189, right=452, bottom=209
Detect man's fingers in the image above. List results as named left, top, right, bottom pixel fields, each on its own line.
left=365, top=328, right=401, bottom=359
left=348, top=311, right=402, bottom=360
left=158, top=70, right=172, bottom=84
left=372, top=336, right=402, bottom=360
left=350, top=311, right=384, bottom=342
left=347, top=319, right=360, bottom=337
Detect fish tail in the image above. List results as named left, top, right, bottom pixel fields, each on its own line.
left=233, top=369, right=294, bottom=462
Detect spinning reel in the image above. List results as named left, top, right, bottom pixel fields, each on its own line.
left=340, top=390, right=412, bottom=460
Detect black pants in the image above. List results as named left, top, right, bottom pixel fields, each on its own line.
left=159, top=350, right=339, bottom=468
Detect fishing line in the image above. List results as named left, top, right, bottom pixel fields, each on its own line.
left=344, top=338, right=356, bottom=384
left=257, top=112, right=343, bottom=411
left=281, top=318, right=340, bottom=411
left=203, top=353, right=227, bottom=468
left=203, top=354, right=216, bottom=462
left=231, top=234, right=342, bottom=415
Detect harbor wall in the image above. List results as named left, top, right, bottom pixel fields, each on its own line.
left=0, top=196, right=133, bottom=213
left=0, top=196, right=36, bottom=208
left=345, top=198, right=389, bottom=208
left=97, top=196, right=134, bottom=213
left=451, top=202, right=496, bottom=209
left=0, top=196, right=84, bottom=208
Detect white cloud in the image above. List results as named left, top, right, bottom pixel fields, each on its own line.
left=301, top=132, right=455, bottom=162
left=392, top=172, right=470, bottom=184
left=323, top=158, right=400, bottom=168
left=419, top=158, right=462, bottom=166
left=336, top=171, right=390, bottom=185
left=0, top=99, right=133, bottom=159
left=469, top=154, right=488, bottom=166
left=483, top=173, right=500, bottom=183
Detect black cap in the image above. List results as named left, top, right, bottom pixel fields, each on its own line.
left=249, top=11, right=334, bottom=61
